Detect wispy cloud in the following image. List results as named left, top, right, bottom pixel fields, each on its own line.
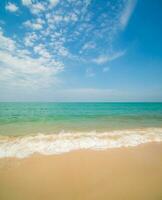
left=93, top=50, right=126, bottom=65
left=119, top=0, right=137, bottom=30
left=50, top=88, right=116, bottom=102
left=103, top=67, right=110, bottom=72
left=20, top=0, right=131, bottom=65
left=1, top=0, right=136, bottom=93
left=86, top=68, right=95, bottom=77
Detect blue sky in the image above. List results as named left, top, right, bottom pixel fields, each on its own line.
left=0, top=0, right=162, bottom=101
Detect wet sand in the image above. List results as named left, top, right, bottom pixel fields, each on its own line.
left=0, top=143, right=162, bottom=200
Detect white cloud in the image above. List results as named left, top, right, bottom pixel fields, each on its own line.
left=24, top=32, right=38, bottom=47
left=70, top=13, right=78, bottom=21
left=119, top=0, right=137, bottom=30
left=0, top=31, right=15, bottom=51
left=34, top=44, right=51, bottom=58
left=0, top=29, right=64, bottom=88
left=49, top=0, right=59, bottom=7
left=93, top=50, right=126, bottom=64
left=46, top=13, right=78, bottom=25
left=22, top=0, right=32, bottom=6
left=30, top=3, right=46, bottom=14
left=1, top=0, right=136, bottom=96
left=24, top=19, right=44, bottom=30
left=21, top=0, right=131, bottom=66
left=5, top=2, right=19, bottom=12
left=22, top=1, right=46, bottom=15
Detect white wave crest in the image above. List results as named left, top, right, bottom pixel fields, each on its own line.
left=0, top=128, right=162, bottom=158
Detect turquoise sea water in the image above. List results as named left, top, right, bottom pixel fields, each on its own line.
left=0, top=102, right=162, bottom=158
left=0, top=102, right=162, bottom=136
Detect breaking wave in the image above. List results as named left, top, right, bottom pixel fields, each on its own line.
left=0, top=127, right=162, bottom=158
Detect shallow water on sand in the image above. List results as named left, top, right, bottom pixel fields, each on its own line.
left=0, top=102, right=162, bottom=158
left=0, top=102, right=162, bottom=135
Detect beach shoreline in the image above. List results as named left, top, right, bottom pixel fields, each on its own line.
left=0, top=127, right=162, bottom=158
left=0, top=142, right=162, bottom=200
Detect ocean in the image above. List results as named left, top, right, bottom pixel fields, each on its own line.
left=0, top=102, right=162, bottom=158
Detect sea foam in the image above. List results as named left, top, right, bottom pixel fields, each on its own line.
left=0, top=128, right=162, bottom=158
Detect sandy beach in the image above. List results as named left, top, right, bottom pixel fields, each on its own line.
left=0, top=143, right=162, bottom=200
left=1, top=0, right=162, bottom=198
